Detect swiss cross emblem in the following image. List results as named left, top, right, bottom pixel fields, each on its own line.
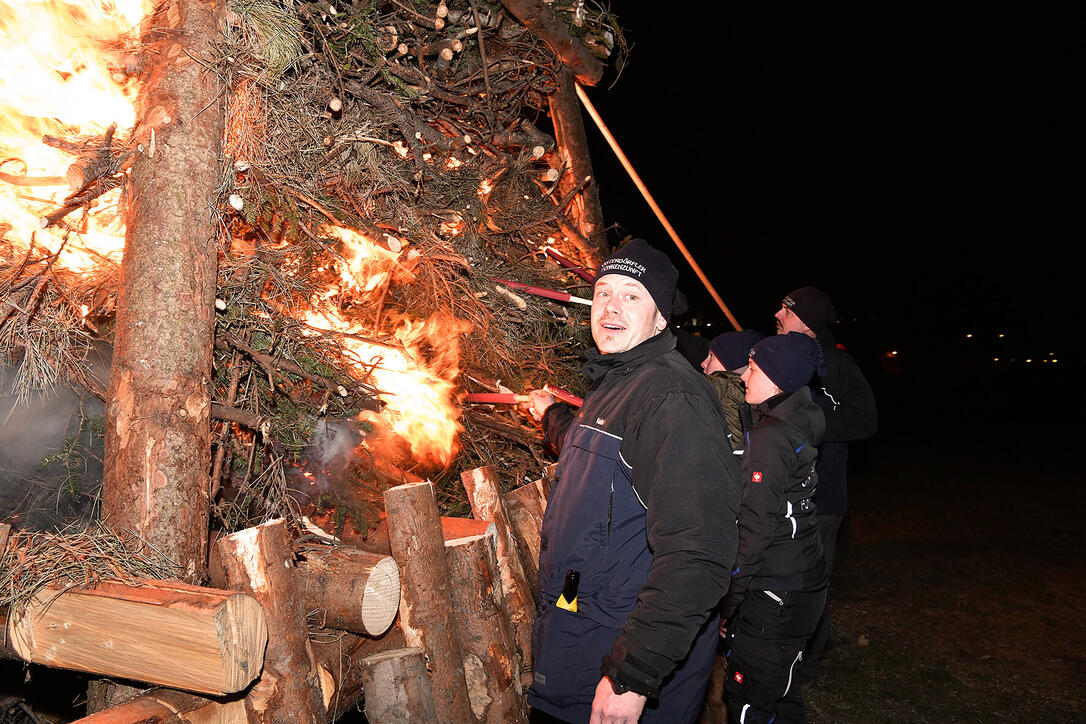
left=734, top=671, right=744, bottom=684
left=752, top=472, right=763, bottom=483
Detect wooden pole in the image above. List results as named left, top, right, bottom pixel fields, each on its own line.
left=461, top=466, right=535, bottom=689
left=296, top=545, right=400, bottom=636
left=548, top=67, right=608, bottom=262
left=574, top=82, right=744, bottom=331
left=498, top=0, right=604, bottom=86
left=213, top=519, right=325, bottom=723
left=359, top=648, right=440, bottom=723
left=384, top=482, right=474, bottom=723
left=4, top=579, right=265, bottom=695
left=445, top=531, right=528, bottom=723
left=103, top=0, right=226, bottom=583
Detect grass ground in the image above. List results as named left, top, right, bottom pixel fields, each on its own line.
left=804, top=372, right=1085, bottom=723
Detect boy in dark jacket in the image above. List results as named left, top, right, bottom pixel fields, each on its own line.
left=526, top=239, right=742, bottom=724
left=723, top=332, right=827, bottom=724
left=702, top=329, right=764, bottom=453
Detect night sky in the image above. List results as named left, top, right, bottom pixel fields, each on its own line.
left=576, top=5, right=1081, bottom=371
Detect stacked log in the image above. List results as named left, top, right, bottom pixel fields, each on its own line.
left=4, top=464, right=552, bottom=721
left=461, top=466, right=537, bottom=689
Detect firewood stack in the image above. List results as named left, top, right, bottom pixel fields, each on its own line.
left=1, top=463, right=549, bottom=721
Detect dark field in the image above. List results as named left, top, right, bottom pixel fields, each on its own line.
left=803, top=366, right=1085, bottom=723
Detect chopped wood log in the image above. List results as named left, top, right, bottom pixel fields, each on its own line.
left=445, top=531, right=528, bottom=723
left=214, top=519, right=325, bottom=723
left=502, top=479, right=545, bottom=601
left=359, top=648, right=439, bottom=723
left=296, top=545, right=400, bottom=636
left=359, top=514, right=495, bottom=555
left=548, top=67, right=607, bottom=262
left=461, top=466, right=536, bottom=689
left=72, top=688, right=247, bottom=723
left=498, top=0, right=604, bottom=85
left=3, top=579, right=265, bottom=695
left=384, top=482, right=474, bottom=723
left=312, top=625, right=407, bottom=720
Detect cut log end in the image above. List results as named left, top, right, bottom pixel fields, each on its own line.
left=362, top=555, right=401, bottom=636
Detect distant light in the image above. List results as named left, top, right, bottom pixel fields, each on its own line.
left=706, top=322, right=712, bottom=327
left=1026, top=358, right=1033, bottom=363
left=998, top=333, right=1005, bottom=338
left=993, top=357, right=1000, bottom=362
left=1049, top=352, right=1056, bottom=356
left=965, top=333, right=974, bottom=339
left=1052, top=359, right=1059, bottom=364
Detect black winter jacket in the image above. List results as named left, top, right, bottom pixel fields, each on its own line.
left=812, top=329, right=878, bottom=515
left=725, top=387, right=826, bottom=619
left=539, top=330, right=742, bottom=697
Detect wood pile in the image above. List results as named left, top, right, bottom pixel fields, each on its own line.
left=1, top=463, right=550, bottom=721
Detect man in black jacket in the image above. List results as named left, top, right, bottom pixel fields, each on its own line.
left=526, top=239, right=742, bottom=723
left=774, top=286, right=878, bottom=684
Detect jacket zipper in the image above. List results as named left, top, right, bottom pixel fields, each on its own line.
left=607, top=472, right=615, bottom=540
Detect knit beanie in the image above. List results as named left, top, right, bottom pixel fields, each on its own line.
left=709, top=329, right=765, bottom=371
left=595, top=238, right=684, bottom=322
left=782, top=286, right=837, bottom=333
left=749, top=332, right=825, bottom=393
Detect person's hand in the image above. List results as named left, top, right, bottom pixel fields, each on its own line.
left=524, top=388, right=556, bottom=421
left=719, top=618, right=728, bottom=639
left=589, top=677, right=647, bottom=724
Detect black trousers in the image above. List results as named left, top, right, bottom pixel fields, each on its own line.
left=724, top=587, right=827, bottom=724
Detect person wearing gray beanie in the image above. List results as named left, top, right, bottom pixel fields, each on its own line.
left=723, top=332, right=829, bottom=724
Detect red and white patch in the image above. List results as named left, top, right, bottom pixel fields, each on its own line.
left=733, top=671, right=744, bottom=684
left=752, top=471, right=763, bottom=483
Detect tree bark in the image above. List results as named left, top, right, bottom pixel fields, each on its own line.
left=502, top=479, right=546, bottom=602
left=358, top=648, right=440, bottom=724
left=461, top=466, right=536, bottom=690
left=213, top=519, right=326, bottom=723
left=103, top=0, right=226, bottom=583
left=445, top=531, right=528, bottom=723
left=384, top=482, right=475, bottom=723
left=499, top=0, right=604, bottom=86
left=72, top=689, right=247, bottom=724
left=548, top=67, right=608, bottom=262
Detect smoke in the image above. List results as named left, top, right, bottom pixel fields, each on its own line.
left=0, top=346, right=109, bottom=531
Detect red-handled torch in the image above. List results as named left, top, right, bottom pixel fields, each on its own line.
left=542, top=246, right=595, bottom=283
left=493, top=279, right=592, bottom=307
left=463, top=385, right=583, bottom=408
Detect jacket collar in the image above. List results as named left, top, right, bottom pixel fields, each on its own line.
left=582, top=330, right=676, bottom=383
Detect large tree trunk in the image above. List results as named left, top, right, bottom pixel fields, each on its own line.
left=103, top=0, right=225, bottom=583
left=549, top=68, right=608, bottom=262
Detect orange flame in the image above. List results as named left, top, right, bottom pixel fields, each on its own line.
left=299, top=225, right=469, bottom=467
left=0, top=0, right=148, bottom=272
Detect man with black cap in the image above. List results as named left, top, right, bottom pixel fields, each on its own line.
left=775, top=286, right=878, bottom=685
left=526, top=238, right=742, bottom=723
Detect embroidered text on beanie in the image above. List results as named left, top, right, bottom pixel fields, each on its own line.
left=709, top=329, right=765, bottom=371
left=595, top=238, right=682, bottom=321
left=749, top=332, right=825, bottom=393
left=782, top=286, right=837, bottom=333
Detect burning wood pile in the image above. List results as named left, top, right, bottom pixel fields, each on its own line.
left=1, top=0, right=627, bottom=719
